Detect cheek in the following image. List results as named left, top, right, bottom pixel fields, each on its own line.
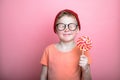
left=56, top=31, right=64, bottom=35
left=72, top=31, right=79, bottom=35
left=56, top=31, right=63, bottom=37
left=71, top=32, right=79, bottom=38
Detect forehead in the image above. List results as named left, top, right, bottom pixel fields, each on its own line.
left=56, top=15, right=77, bottom=24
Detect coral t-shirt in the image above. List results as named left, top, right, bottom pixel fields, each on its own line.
left=40, top=44, right=91, bottom=80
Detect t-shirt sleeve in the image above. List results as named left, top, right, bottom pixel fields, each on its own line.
left=40, top=48, right=49, bottom=66
left=84, top=51, right=92, bottom=64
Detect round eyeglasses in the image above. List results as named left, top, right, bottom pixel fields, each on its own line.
left=56, top=23, right=78, bottom=31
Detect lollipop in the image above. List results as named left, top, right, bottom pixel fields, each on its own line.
left=77, top=36, right=92, bottom=55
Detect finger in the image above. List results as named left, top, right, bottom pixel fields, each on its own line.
left=80, top=56, right=88, bottom=61
left=80, top=59, right=88, bottom=64
left=82, top=50, right=84, bottom=55
left=79, top=60, right=88, bottom=65
left=79, top=60, right=88, bottom=64
left=79, top=63, right=86, bottom=67
left=80, top=56, right=88, bottom=60
left=80, top=54, right=87, bottom=58
left=79, top=64, right=84, bottom=67
left=80, top=57, right=88, bottom=60
left=79, top=61, right=88, bottom=67
left=79, top=61, right=88, bottom=65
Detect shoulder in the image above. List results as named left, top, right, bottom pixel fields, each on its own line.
left=44, top=44, right=56, bottom=52
left=45, top=44, right=55, bottom=49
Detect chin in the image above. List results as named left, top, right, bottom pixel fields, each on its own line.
left=62, top=38, right=74, bottom=42
left=59, top=35, right=75, bottom=42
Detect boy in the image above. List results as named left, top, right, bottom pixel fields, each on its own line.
left=40, top=9, right=92, bottom=80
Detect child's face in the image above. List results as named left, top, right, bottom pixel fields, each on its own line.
left=56, top=15, right=79, bottom=42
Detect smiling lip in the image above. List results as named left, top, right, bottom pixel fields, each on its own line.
left=63, top=34, right=71, bottom=36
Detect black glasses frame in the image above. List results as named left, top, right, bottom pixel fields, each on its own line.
left=56, top=23, right=78, bottom=31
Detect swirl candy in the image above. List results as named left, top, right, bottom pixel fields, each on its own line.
left=77, top=36, right=92, bottom=54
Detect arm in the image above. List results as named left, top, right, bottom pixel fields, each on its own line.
left=81, top=64, right=92, bottom=80
left=40, top=65, right=48, bottom=80
left=79, top=55, right=92, bottom=80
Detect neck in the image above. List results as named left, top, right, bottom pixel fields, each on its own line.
left=58, top=40, right=76, bottom=49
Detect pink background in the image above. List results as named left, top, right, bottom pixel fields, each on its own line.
left=1, top=0, right=120, bottom=80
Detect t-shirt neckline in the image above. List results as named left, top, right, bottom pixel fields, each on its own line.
left=52, top=44, right=77, bottom=54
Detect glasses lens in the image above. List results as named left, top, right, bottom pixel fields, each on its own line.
left=56, top=23, right=77, bottom=31
left=68, top=23, right=77, bottom=31
left=57, top=23, right=65, bottom=31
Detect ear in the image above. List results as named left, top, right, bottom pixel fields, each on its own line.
left=55, top=30, right=59, bottom=34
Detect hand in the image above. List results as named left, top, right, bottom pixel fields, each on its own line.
left=79, top=55, right=89, bottom=71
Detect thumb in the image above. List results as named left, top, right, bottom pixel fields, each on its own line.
left=82, top=49, right=85, bottom=55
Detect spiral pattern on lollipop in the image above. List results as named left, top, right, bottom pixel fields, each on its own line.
left=77, top=36, right=92, bottom=51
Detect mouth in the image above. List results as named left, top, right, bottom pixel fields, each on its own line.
left=63, top=34, right=72, bottom=36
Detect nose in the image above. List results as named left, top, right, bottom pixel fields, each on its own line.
left=64, top=25, right=69, bottom=32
